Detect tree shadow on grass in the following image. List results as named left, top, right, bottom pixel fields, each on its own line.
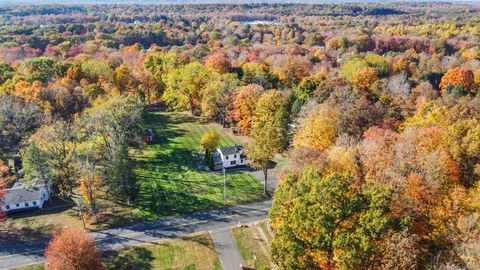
left=103, top=247, right=154, bottom=270
left=134, top=144, right=224, bottom=217
left=0, top=224, right=55, bottom=247
left=182, top=234, right=215, bottom=251
left=134, top=111, right=265, bottom=219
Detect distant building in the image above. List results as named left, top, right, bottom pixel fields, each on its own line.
left=0, top=180, right=49, bottom=213
left=213, top=145, right=249, bottom=170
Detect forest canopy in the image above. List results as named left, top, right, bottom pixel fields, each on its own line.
left=0, top=2, right=479, bottom=269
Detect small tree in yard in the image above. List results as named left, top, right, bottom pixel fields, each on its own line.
left=246, top=141, right=273, bottom=195
left=248, top=90, right=288, bottom=195
left=201, top=129, right=219, bottom=168
left=45, top=228, right=103, bottom=270
left=77, top=156, right=103, bottom=224
left=201, top=129, right=219, bottom=151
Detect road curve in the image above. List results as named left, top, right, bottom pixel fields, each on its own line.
left=0, top=200, right=272, bottom=270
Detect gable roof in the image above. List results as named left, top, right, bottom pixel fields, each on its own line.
left=218, top=145, right=244, bottom=156
left=3, top=186, right=43, bottom=205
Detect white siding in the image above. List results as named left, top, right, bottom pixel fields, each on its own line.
left=1, top=187, right=48, bottom=212
left=216, top=150, right=249, bottom=169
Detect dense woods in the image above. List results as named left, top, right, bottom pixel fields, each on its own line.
left=0, top=2, right=479, bottom=269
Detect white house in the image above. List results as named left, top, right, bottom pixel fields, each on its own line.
left=1, top=180, right=49, bottom=213
left=213, top=145, right=249, bottom=170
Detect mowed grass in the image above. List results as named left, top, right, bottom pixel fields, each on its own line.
left=133, top=111, right=266, bottom=220
left=103, top=233, right=222, bottom=270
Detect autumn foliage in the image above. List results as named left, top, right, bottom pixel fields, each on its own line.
left=45, top=228, right=104, bottom=270
left=204, top=52, right=231, bottom=73
left=0, top=3, right=480, bottom=270
left=439, top=67, right=475, bottom=92
left=231, top=84, right=264, bottom=135
left=293, top=106, right=338, bottom=152
left=350, top=66, right=379, bottom=90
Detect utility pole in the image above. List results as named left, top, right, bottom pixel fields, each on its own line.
left=223, top=165, right=226, bottom=205
left=76, top=192, right=86, bottom=230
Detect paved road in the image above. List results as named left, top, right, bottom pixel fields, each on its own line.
left=0, top=200, right=272, bottom=270
left=211, top=229, right=244, bottom=270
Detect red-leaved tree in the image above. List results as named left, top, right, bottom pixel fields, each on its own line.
left=0, top=159, right=12, bottom=222
left=45, top=228, right=104, bottom=270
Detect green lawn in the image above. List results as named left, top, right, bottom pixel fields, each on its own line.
left=133, top=111, right=266, bottom=220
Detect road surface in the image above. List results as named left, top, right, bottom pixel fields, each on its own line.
left=0, top=200, right=272, bottom=270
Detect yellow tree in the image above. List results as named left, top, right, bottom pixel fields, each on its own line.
left=201, top=129, right=219, bottom=169
left=350, top=66, right=379, bottom=91
left=248, top=90, right=288, bottom=195
left=293, top=106, right=339, bottom=152
left=114, top=64, right=137, bottom=93
left=200, top=129, right=219, bottom=151
left=77, top=154, right=103, bottom=224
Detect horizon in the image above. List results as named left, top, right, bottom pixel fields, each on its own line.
left=1, top=0, right=480, bottom=6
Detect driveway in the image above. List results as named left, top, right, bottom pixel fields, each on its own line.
left=225, top=166, right=279, bottom=195
left=211, top=228, right=244, bottom=270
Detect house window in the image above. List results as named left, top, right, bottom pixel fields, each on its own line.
left=234, top=154, right=237, bottom=158
left=6, top=205, right=10, bottom=210
left=33, top=201, right=37, bottom=206
left=230, top=160, right=236, bottom=165
left=225, top=155, right=229, bottom=160
left=25, top=202, right=29, bottom=207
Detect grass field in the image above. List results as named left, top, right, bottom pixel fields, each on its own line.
left=133, top=111, right=266, bottom=220
left=103, top=233, right=222, bottom=270
left=232, top=221, right=273, bottom=270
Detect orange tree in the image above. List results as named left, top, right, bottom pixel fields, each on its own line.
left=439, top=67, right=475, bottom=94
left=45, top=228, right=103, bottom=270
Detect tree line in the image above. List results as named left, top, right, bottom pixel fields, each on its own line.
left=0, top=2, right=478, bottom=269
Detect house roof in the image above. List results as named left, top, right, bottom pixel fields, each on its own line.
left=3, top=186, right=43, bottom=205
left=218, top=145, right=244, bottom=156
